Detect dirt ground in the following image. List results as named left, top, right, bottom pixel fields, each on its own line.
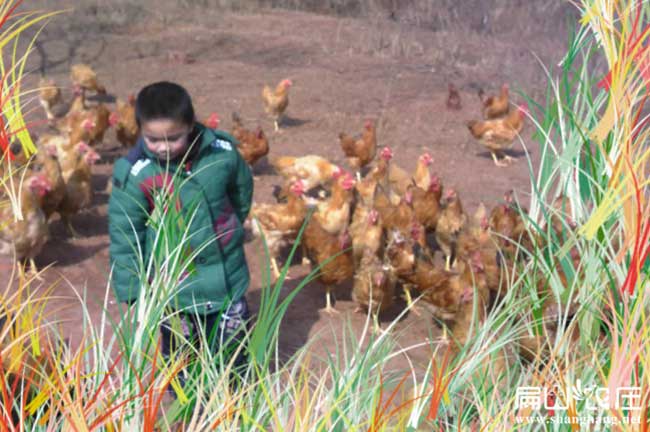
left=2, top=2, right=572, bottom=373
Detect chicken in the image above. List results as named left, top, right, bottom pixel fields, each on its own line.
left=446, top=83, right=461, bottom=110
left=0, top=172, right=51, bottom=275
left=407, top=175, right=442, bottom=232
left=59, top=102, right=112, bottom=147
left=204, top=112, right=220, bottom=130
left=81, top=103, right=112, bottom=146
left=412, top=152, right=434, bottom=191
left=352, top=248, right=396, bottom=332
left=444, top=255, right=491, bottom=352
left=70, top=63, right=106, bottom=107
left=349, top=207, right=384, bottom=267
left=249, top=180, right=307, bottom=281
left=466, top=103, right=527, bottom=167
left=374, top=185, right=415, bottom=237
left=478, top=84, right=509, bottom=119
left=457, top=204, right=506, bottom=297
left=38, top=77, right=62, bottom=122
left=67, top=86, right=86, bottom=115
left=339, top=120, right=377, bottom=179
left=489, top=190, right=534, bottom=260
left=262, top=78, right=292, bottom=132
left=231, top=112, right=269, bottom=169
left=303, top=217, right=354, bottom=315
left=56, top=141, right=101, bottom=237
left=111, top=95, right=139, bottom=148
left=388, top=237, right=487, bottom=323
left=375, top=147, right=428, bottom=200
left=312, top=169, right=355, bottom=235
left=518, top=259, right=581, bottom=363
left=386, top=160, right=411, bottom=199
left=548, top=194, right=577, bottom=239
left=357, top=146, right=392, bottom=203
left=32, top=140, right=66, bottom=220
left=270, top=155, right=339, bottom=191
left=435, top=188, right=467, bottom=270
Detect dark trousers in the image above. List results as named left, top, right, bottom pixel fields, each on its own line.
left=160, top=297, right=250, bottom=397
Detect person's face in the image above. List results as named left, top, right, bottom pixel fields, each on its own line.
left=142, top=118, right=192, bottom=160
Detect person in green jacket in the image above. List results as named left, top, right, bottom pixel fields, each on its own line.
left=108, top=81, right=254, bottom=395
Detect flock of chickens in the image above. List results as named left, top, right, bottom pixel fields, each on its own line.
left=0, top=64, right=120, bottom=276
left=249, top=78, right=578, bottom=362
left=0, top=64, right=576, bottom=359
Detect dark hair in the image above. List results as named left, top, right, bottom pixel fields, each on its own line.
left=135, top=81, right=195, bottom=127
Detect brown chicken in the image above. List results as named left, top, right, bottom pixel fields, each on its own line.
left=38, top=77, right=62, bottom=122
left=66, top=86, right=86, bottom=116
left=435, top=188, right=467, bottom=271
left=446, top=83, right=461, bottom=110
left=0, top=172, right=51, bottom=275
left=466, top=103, right=527, bottom=167
left=349, top=207, right=384, bottom=267
left=407, top=175, right=442, bottom=232
left=478, top=84, right=509, bottom=119
left=271, top=154, right=339, bottom=191
left=231, top=112, right=269, bottom=168
left=56, top=141, right=101, bottom=236
left=457, top=204, right=507, bottom=297
left=357, top=146, right=392, bottom=203
left=111, top=95, right=139, bottom=148
left=32, top=140, right=66, bottom=220
left=82, top=103, right=112, bottom=146
left=303, top=215, right=354, bottom=315
left=445, top=255, right=491, bottom=352
left=377, top=147, right=431, bottom=200
left=249, top=180, right=307, bottom=281
left=548, top=194, right=577, bottom=238
left=352, top=248, right=396, bottom=332
left=374, top=185, right=415, bottom=237
left=312, top=169, right=355, bottom=235
left=59, top=100, right=112, bottom=147
left=262, top=78, right=292, bottom=132
left=518, top=259, right=581, bottom=363
left=412, top=152, right=434, bottom=191
left=389, top=238, right=487, bottom=323
left=70, top=63, right=106, bottom=107
left=489, top=190, right=535, bottom=260
left=339, top=120, right=377, bottom=178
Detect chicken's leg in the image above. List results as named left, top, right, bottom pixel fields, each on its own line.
left=490, top=152, right=509, bottom=168
left=301, top=243, right=311, bottom=266
left=29, top=258, right=43, bottom=281
left=401, top=284, right=421, bottom=316
left=271, top=257, right=289, bottom=281
left=64, top=216, right=80, bottom=238
left=322, top=286, right=339, bottom=315
left=445, top=254, right=452, bottom=271
left=274, top=119, right=280, bottom=132
left=39, top=100, right=55, bottom=122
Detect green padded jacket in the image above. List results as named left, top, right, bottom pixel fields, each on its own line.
left=108, top=123, right=253, bottom=314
